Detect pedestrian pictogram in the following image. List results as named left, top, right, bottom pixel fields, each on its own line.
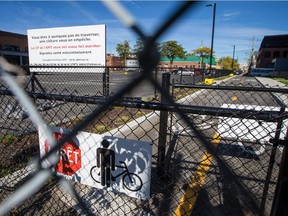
left=90, top=139, right=143, bottom=192
left=45, top=132, right=82, bottom=176
left=96, top=139, right=115, bottom=187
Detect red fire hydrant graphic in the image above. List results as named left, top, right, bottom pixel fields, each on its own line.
left=44, top=132, right=82, bottom=176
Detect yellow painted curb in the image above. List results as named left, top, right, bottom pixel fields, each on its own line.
left=204, top=78, right=214, bottom=85
left=173, top=132, right=221, bottom=216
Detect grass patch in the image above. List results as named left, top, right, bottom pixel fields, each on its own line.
left=115, top=116, right=130, bottom=124
left=0, top=164, right=26, bottom=178
left=0, top=134, right=19, bottom=145
left=135, top=111, right=145, bottom=118
left=273, top=77, right=288, bottom=85
left=92, top=124, right=114, bottom=134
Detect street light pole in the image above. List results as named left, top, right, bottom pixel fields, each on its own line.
left=231, top=45, right=235, bottom=71
left=206, top=3, right=216, bottom=74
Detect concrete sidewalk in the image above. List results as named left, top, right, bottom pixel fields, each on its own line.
left=256, top=77, right=288, bottom=106
left=256, top=77, right=287, bottom=88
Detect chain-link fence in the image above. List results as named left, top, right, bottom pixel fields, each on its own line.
left=0, top=1, right=288, bottom=216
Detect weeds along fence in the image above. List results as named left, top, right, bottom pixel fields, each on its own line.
left=0, top=1, right=288, bottom=215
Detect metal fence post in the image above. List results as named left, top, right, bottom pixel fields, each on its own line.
left=103, top=67, right=109, bottom=97
left=270, top=127, right=288, bottom=216
left=154, top=67, right=158, bottom=98
left=192, top=74, right=195, bottom=85
left=31, top=73, right=35, bottom=93
left=157, top=72, right=170, bottom=177
left=260, top=106, right=285, bottom=215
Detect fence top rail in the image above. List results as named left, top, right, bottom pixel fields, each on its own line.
left=174, top=83, right=288, bottom=94
left=0, top=88, right=284, bottom=122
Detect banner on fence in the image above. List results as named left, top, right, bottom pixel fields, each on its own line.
left=27, top=25, right=106, bottom=72
left=39, top=126, right=152, bottom=200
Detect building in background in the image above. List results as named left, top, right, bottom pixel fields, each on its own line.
left=158, top=56, right=216, bottom=70
left=125, top=59, right=139, bottom=68
left=106, top=54, right=123, bottom=69
left=256, top=34, right=288, bottom=68
left=0, top=30, right=29, bottom=65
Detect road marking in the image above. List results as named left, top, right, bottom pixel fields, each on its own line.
left=236, top=141, right=266, bottom=156
left=173, top=133, right=221, bottom=216
left=239, top=77, right=245, bottom=86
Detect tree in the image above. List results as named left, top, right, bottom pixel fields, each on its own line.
left=133, top=38, right=144, bottom=58
left=218, top=56, right=239, bottom=70
left=192, top=46, right=213, bottom=68
left=116, top=40, right=131, bottom=65
left=133, top=38, right=161, bottom=58
left=160, top=40, right=185, bottom=67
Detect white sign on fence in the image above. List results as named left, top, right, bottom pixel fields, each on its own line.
left=38, top=126, right=152, bottom=200
left=27, top=25, right=106, bottom=71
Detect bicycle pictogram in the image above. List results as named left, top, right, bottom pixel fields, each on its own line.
left=90, top=160, right=143, bottom=192
left=90, top=139, right=143, bottom=192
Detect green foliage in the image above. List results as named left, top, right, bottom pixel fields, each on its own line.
left=93, top=125, right=108, bottom=133
left=0, top=134, right=19, bottom=144
left=133, top=38, right=161, bottom=59
left=273, top=78, right=288, bottom=85
left=135, top=111, right=145, bottom=117
left=116, top=116, right=130, bottom=123
left=193, top=46, right=212, bottom=58
left=160, top=40, right=186, bottom=66
left=192, top=46, right=213, bottom=68
left=116, top=40, right=131, bottom=64
left=218, top=56, right=239, bottom=70
left=133, top=38, right=144, bottom=58
left=0, top=164, right=26, bottom=178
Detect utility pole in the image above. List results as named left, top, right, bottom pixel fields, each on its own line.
left=248, top=36, right=255, bottom=74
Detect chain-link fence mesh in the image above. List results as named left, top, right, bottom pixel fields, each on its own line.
left=0, top=1, right=288, bottom=216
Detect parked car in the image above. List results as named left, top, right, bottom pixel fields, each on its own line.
left=194, top=70, right=201, bottom=76
left=171, top=69, right=179, bottom=74
left=177, top=69, right=194, bottom=76
left=234, top=70, right=242, bottom=75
